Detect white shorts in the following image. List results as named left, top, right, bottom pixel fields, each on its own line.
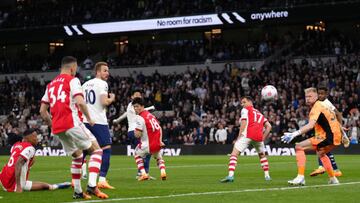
left=0, top=179, right=32, bottom=192
left=135, top=145, right=162, bottom=159
left=22, top=181, right=32, bottom=191
left=55, top=123, right=97, bottom=155
left=234, top=136, right=265, bottom=154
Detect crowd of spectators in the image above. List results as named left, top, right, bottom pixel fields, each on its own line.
left=0, top=0, right=352, bottom=29
left=0, top=35, right=281, bottom=74
left=1, top=52, right=359, bottom=147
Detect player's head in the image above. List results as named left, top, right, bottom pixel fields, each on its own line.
left=95, top=62, right=109, bottom=81
left=132, top=97, right=145, bottom=114
left=22, top=128, right=40, bottom=146
left=240, top=96, right=253, bottom=108
left=304, top=87, right=318, bottom=106
left=317, top=85, right=328, bottom=101
left=131, top=89, right=142, bottom=100
left=61, top=56, right=78, bottom=76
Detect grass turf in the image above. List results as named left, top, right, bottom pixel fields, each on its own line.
left=0, top=155, right=359, bottom=203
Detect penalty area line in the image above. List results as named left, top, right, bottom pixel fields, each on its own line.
left=66, top=181, right=360, bottom=203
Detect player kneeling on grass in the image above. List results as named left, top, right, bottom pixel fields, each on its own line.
left=0, top=129, right=70, bottom=192
left=132, top=98, right=167, bottom=181
left=221, top=96, right=272, bottom=183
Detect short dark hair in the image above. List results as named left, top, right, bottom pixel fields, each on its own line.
left=241, top=96, right=253, bottom=102
left=132, top=89, right=142, bottom=95
left=317, top=85, right=328, bottom=92
left=94, top=61, right=108, bottom=73
left=61, top=56, right=77, bottom=67
left=132, top=97, right=145, bottom=106
left=23, top=128, right=37, bottom=137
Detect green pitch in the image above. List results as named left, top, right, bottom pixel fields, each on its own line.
left=0, top=155, right=360, bottom=203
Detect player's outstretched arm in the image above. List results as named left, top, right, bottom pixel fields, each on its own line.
left=113, top=112, right=127, bottom=124
left=281, top=120, right=316, bottom=144
left=14, top=156, right=26, bottom=193
left=40, top=103, right=52, bottom=127
left=145, top=105, right=155, bottom=111
left=75, top=95, right=94, bottom=126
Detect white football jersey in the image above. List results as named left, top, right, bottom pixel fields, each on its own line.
left=322, top=98, right=336, bottom=112
left=126, top=102, right=137, bottom=132
left=82, top=78, right=108, bottom=125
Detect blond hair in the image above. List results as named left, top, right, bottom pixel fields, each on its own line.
left=304, top=87, right=317, bottom=94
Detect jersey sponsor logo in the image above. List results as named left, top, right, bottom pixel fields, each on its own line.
left=127, top=145, right=181, bottom=156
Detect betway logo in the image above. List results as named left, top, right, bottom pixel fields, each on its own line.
left=241, top=145, right=295, bottom=156
left=250, top=10, right=288, bottom=21
left=127, top=145, right=181, bottom=156
left=35, top=147, right=67, bottom=156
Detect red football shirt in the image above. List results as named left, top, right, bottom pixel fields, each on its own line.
left=0, top=141, right=35, bottom=192
left=135, top=110, right=162, bottom=153
left=240, top=106, right=268, bottom=142
left=41, top=74, right=83, bottom=134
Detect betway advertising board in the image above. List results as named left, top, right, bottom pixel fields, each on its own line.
left=0, top=145, right=355, bottom=156
left=25, top=145, right=297, bottom=156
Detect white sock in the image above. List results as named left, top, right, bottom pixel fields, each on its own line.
left=297, top=174, right=305, bottom=179
left=88, top=173, right=98, bottom=187
left=264, top=171, right=270, bottom=177
left=82, top=163, right=87, bottom=176
left=50, top=184, right=58, bottom=190
left=73, top=179, right=82, bottom=193
left=99, top=176, right=106, bottom=182
left=140, top=169, right=146, bottom=175
left=229, top=171, right=234, bottom=177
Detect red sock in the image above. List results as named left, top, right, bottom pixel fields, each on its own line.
left=71, top=155, right=83, bottom=193
left=228, top=155, right=238, bottom=177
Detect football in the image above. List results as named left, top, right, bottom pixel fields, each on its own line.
left=261, top=85, right=278, bottom=100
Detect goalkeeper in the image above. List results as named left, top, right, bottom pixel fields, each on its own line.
left=281, top=87, right=342, bottom=186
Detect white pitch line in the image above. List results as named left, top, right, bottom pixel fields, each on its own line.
left=66, top=181, right=360, bottom=203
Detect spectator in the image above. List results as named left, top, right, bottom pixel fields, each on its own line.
left=215, top=123, right=227, bottom=144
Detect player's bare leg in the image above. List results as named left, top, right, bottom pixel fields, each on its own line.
left=154, top=152, right=166, bottom=180
left=85, top=141, right=108, bottom=199
left=288, top=139, right=313, bottom=186
left=317, top=145, right=339, bottom=184
left=258, top=152, right=271, bottom=181
left=220, top=147, right=240, bottom=183
left=28, top=181, right=71, bottom=191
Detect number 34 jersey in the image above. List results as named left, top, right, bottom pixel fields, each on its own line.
left=82, top=78, right=109, bottom=125
left=135, top=110, right=162, bottom=153
left=41, top=74, right=83, bottom=134
left=240, top=106, right=268, bottom=142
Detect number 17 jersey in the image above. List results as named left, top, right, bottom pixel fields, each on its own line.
left=240, top=106, right=268, bottom=142
left=41, top=74, right=84, bottom=134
